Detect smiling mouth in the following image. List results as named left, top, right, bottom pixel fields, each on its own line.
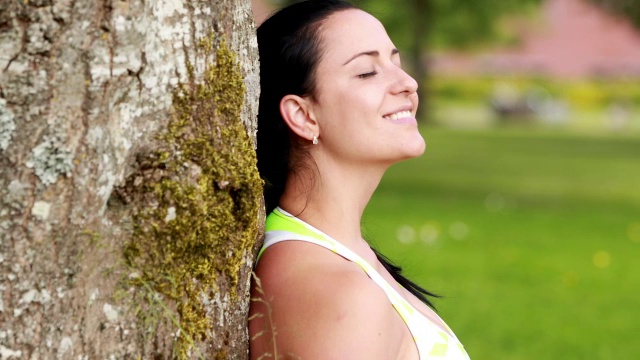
left=383, top=110, right=413, bottom=121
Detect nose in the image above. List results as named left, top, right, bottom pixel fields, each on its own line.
left=390, top=68, right=418, bottom=94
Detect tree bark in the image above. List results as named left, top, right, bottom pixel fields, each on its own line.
left=0, top=0, right=262, bottom=358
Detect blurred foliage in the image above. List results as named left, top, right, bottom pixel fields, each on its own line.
left=354, top=0, right=640, bottom=50
left=426, top=0, right=542, bottom=49
left=352, top=0, right=542, bottom=50
left=276, top=0, right=543, bottom=50
left=428, top=76, right=640, bottom=134
left=590, top=0, right=640, bottom=28
left=275, top=0, right=640, bottom=50
left=432, top=76, right=640, bottom=109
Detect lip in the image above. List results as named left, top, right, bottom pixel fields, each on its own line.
left=383, top=104, right=416, bottom=124
left=389, top=116, right=416, bottom=125
left=382, top=104, right=414, bottom=118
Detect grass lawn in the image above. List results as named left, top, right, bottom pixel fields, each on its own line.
left=362, top=127, right=640, bottom=359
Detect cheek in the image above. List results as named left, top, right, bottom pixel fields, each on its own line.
left=314, top=80, right=384, bottom=136
left=338, top=87, right=383, bottom=118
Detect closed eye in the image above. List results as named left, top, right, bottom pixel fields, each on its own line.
left=357, top=71, right=377, bottom=79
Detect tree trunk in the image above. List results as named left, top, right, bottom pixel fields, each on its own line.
left=411, top=0, right=430, bottom=123
left=0, top=0, right=262, bottom=359
left=589, top=0, right=640, bottom=28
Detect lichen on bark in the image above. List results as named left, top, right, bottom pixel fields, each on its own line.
left=121, top=36, right=262, bottom=359
left=0, top=98, right=16, bottom=152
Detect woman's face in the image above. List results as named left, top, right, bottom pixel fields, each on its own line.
left=309, top=9, right=425, bottom=167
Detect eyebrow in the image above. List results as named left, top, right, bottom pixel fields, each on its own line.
left=342, top=48, right=400, bottom=66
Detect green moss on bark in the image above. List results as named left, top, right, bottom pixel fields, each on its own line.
left=122, top=36, right=262, bottom=359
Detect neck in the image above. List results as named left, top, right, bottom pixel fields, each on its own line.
left=279, top=155, right=388, bottom=249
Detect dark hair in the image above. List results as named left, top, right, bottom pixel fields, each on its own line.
left=256, top=0, right=440, bottom=309
left=256, top=0, right=356, bottom=215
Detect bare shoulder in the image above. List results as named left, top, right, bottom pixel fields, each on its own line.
left=250, top=241, right=404, bottom=360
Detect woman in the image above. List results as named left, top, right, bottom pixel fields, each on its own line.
left=250, top=1, right=470, bottom=359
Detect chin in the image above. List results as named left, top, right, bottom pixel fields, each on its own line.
left=404, top=133, right=427, bottom=158
left=391, top=136, right=426, bottom=163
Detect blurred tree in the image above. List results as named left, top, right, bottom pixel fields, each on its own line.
left=409, top=0, right=432, bottom=119
left=589, top=0, right=640, bottom=27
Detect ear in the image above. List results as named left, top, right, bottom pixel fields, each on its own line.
left=280, top=94, right=319, bottom=142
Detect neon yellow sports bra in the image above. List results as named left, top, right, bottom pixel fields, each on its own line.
left=258, top=208, right=471, bottom=360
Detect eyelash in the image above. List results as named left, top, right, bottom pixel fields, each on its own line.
left=357, top=71, right=377, bottom=79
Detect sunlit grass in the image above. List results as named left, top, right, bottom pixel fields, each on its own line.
left=363, top=127, right=640, bottom=359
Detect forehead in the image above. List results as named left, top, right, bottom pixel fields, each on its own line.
left=318, top=9, right=393, bottom=62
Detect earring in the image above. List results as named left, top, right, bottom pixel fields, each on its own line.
left=312, top=135, right=318, bottom=145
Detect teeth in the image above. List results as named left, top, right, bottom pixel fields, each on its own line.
left=384, top=110, right=412, bottom=120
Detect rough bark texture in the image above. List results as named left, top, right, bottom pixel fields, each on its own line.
left=0, top=0, right=262, bottom=359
